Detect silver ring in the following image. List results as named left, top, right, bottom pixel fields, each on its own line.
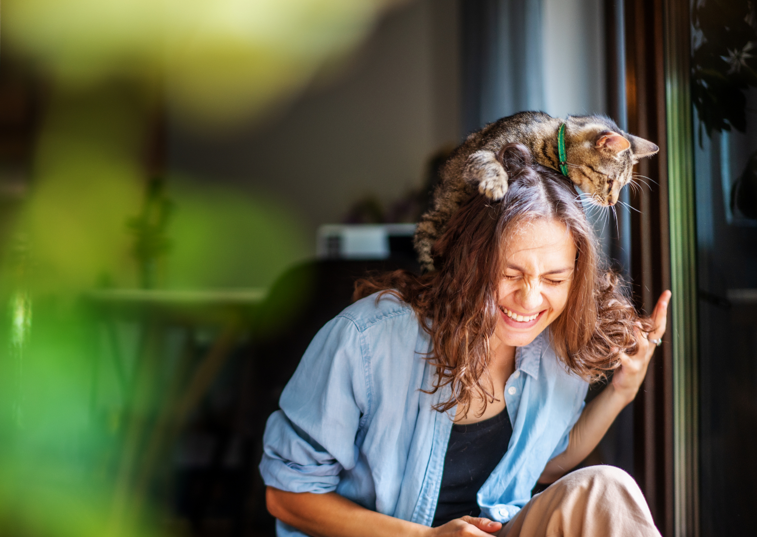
left=649, top=338, right=662, bottom=347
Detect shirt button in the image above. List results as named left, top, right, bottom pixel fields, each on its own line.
left=512, top=371, right=520, bottom=379
left=508, top=386, right=517, bottom=395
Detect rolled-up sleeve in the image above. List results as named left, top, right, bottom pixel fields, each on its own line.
left=259, top=315, right=370, bottom=494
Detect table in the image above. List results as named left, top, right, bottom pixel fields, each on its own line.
left=84, top=288, right=266, bottom=535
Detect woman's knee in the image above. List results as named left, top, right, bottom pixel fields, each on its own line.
left=567, top=465, right=642, bottom=494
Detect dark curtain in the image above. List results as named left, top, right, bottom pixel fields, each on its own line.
left=460, top=0, right=545, bottom=135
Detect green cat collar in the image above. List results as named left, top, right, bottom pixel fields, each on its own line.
left=557, top=123, right=569, bottom=176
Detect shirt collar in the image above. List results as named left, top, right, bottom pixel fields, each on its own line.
left=515, top=332, right=546, bottom=379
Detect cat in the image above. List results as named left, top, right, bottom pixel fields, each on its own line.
left=414, top=111, right=659, bottom=272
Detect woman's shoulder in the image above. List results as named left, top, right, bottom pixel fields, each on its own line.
left=336, top=291, right=418, bottom=333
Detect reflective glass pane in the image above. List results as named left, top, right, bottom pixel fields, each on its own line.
left=691, top=2, right=757, bottom=535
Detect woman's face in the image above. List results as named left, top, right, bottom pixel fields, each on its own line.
left=494, top=218, right=577, bottom=349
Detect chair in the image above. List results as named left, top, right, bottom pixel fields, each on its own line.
left=198, top=256, right=419, bottom=536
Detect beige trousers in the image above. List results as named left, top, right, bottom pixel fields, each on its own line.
left=497, top=466, right=661, bottom=537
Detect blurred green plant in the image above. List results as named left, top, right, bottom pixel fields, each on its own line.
left=167, top=181, right=309, bottom=290
left=0, top=0, right=406, bottom=534
left=126, top=177, right=174, bottom=289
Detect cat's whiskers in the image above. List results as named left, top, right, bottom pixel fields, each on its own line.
left=589, top=202, right=605, bottom=228
left=590, top=202, right=605, bottom=218
left=631, top=177, right=653, bottom=192
left=627, top=180, right=643, bottom=196
left=585, top=203, right=602, bottom=222
left=617, top=199, right=642, bottom=214
left=632, top=173, right=659, bottom=186
left=600, top=202, right=612, bottom=231
left=576, top=192, right=614, bottom=232
left=610, top=205, right=619, bottom=238
left=577, top=192, right=604, bottom=215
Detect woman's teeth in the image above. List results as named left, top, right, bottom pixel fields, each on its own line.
left=501, top=306, right=539, bottom=323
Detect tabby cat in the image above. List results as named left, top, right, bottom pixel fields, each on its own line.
left=414, top=111, right=659, bottom=272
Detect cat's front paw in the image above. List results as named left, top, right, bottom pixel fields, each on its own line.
left=478, top=171, right=509, bottom=200
left=465, top=150, right=509, bottom=200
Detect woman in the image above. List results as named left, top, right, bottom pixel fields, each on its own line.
left=260, top=145, right=670, bottom=537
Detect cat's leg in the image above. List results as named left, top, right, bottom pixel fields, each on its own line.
left=413, top=218, right=437, bottom=272
left=414, top=201, right=457, bottom=272
left=464, top=150, right=509, bottom=200
left=414, top=180, right=475, bottom=272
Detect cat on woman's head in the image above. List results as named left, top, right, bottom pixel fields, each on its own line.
left=414, top=111, right=659, bottom=272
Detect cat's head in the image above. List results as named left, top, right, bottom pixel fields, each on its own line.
left=564, top=115, right=658, bottom=206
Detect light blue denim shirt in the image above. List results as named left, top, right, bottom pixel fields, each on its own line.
left=260, top=293, right=588, bottom=536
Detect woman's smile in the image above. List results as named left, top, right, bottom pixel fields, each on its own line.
left=498, top=305, right=544, bottom=327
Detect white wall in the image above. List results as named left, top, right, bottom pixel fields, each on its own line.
left=167, top=0, right=460, bottom=263
left=542, top=0, right=607, bottom=118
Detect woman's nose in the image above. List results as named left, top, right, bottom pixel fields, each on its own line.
left=518, top=282, right=542, bottom=311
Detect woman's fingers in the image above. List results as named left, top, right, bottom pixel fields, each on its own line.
left=621, top=328, right=650, bottom=366
left=433, top=517, right=502, bottom=536
left=613, top=293, right=670, bottom=398
left=618, top=290, right=671, bottom=361
left=648, top=290, right=672, bottom=341
left=460, top=516, right=502, bottom=534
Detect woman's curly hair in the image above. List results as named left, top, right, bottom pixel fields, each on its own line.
left=355, top=144, right=653, bottom=417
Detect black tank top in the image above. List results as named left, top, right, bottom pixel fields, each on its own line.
left=431, top=408, right=513, bottom=527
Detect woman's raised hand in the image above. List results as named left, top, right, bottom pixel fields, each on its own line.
left=611, top=290, right=672, bottom=403
left=430, top=516, right=503, bottom=536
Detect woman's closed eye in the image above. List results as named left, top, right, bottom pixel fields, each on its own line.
left=503, top=274, right=568, bottom=286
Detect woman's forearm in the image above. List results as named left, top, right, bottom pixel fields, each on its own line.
left=540, top=291, right=670, bottom=484
left=266, top=487, right=431, bottom=537
left=538, top=383, right=631, bottom=483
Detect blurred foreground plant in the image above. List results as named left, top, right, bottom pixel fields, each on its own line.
left=7, top=0, right=405, bottom=125
left=0, top=0, right=406, bottom=535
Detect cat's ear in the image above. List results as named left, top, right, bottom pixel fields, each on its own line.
left=595, top=132, right=630, bottom=153
left=626, top=134, right=659, bottom=159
